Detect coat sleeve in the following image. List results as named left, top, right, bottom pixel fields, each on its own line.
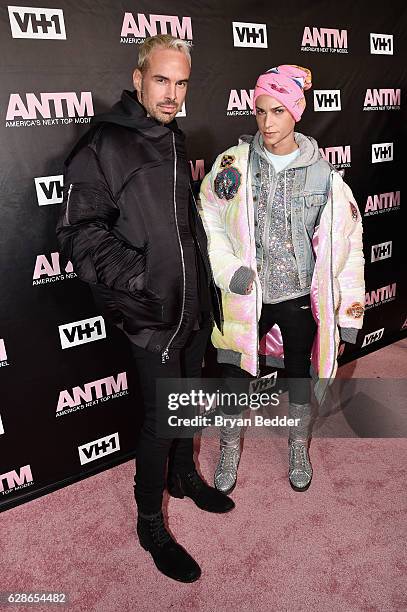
left=331, top=172, right=365, bottom=343
left=199, top=156, right=249, bottom=293
left=56, top=143, right=145, bottom=293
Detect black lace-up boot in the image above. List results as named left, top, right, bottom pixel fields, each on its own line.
left=137, top=511, right=201, bottom=582
left=168, top=469, right=235, bottom=513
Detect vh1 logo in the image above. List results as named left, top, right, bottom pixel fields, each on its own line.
left=121, top=13, right=192, bottom=41
left=78, top=433, right=120, bottom=465
left=249, top=371, right=277, bottom=394
left=0, top=465, right=33, bottom=495
left=371, top=241, right=392, bottom=262
left=232, top=22, right=268, bottom=48
left=34, top=175, right=63, bottom=206
left=8, top=6, right=66, bottom=39
left=59, top=316, right=106, bottom=349
left=370, top=33, right=393, bottom=55
left=371, top=143, right=393, bottom=163
left=313, top=90, right=341, bottom=112
left=362, top=328, right=384, bottom=347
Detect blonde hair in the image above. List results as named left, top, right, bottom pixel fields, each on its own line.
left=137, top=35, right=191, bottom=72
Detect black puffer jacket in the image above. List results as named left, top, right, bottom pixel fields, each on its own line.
left=57, top=90, right=222, bottom=357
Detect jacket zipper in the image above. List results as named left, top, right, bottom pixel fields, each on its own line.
left=65, top=183, right=73, bottom=224
left=261, top=164, right=277, bottom=298
left=189, top=186, right=223, bottom=332
left=317, top=171, right=336, bottom=404
left=161, top=133, right=186, bottom=363
left=327, top=171, right=337, bottom=381
left=246, top=146, right=260, bottom=377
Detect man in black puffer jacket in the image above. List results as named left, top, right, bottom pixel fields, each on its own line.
left=57, top=34, right=231, bottom=583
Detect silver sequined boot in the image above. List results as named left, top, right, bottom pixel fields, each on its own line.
left=288, top=402, right=313, bottom=492
left=214, top=415, right=241, bottom=494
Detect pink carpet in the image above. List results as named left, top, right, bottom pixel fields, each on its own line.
left=1, top=340, right=406, bottom=612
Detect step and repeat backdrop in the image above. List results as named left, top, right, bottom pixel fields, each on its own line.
left=1, top=0, right=406, bottom=510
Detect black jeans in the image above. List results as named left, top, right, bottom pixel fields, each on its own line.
left=132, top=326, right=210, bottom=515
left=222, top=293, right=317, bottom=409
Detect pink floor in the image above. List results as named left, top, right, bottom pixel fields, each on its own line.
left=1, top=340, right=406, bottom=612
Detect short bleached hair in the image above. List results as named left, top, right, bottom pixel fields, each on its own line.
left=137, top=35, right=191, bottom=73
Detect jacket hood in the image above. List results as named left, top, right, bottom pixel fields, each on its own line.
left=65, top=90, right=183, bottom=166
left=243, top=131, right=321, bottom=169
left=91, top=89, right=184, bottom=139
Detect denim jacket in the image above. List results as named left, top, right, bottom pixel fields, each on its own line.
left=249, top=131, right=331, bottom=295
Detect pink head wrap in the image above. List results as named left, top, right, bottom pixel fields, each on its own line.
left=253, top=64, right=312, bottom=122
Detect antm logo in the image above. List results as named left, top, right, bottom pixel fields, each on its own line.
left=189, top=159, right=205, bottom=181
left=370, top=33, right=393, bottom=55
left=364, top=191, right=400, bottom=216
left=59, top=316, right=106, bottom=349
left=227, top=90, right=254, bottom=116
left=301, top=27, right=347, bottom=50
left=232, top=22, right=268, bottom=48
left=78, top=433, right=120, bottom=465
left=319, top=146, right=351, bottom=166
left=0, top=339, right=7, bottom=362
left=121, top=13, right=192, bottom=41
left=372, top=143, right=393, bottom=163
left=0, top=465, right=33, bottom=494
left=362, top=328, right=384, bottom=347
left=364, top=89, right=400, bottom=107
left=8, top=6, right=66, bottom=39
left=365, top=283, right=396, bottom=309
left=57, top=372, right=128, bottom=412
left=314, top=90, right=341, bottom=111
left=6, top=92, right=94, bottom=121
left=176, top=102, right=186, bottom=118
left=371, top=241, right=392, bottom=262
left=34, top=175, right=63, bottom=205
left=33, top=252, right=73, bottom=282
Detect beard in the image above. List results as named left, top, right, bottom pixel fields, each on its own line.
left=153, top=102, right=179, bottom=124
left=141, top=93, right=180, bottom=124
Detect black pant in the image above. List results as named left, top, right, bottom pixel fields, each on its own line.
left=222, top=294, right=317, bottom=409
left=132, top=326, right=210, bottom=515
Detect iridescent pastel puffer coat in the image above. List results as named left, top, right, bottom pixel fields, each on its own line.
left=200, top=134, right=365, bottom=402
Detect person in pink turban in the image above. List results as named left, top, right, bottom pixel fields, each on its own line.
left=200, top=63, right=365, bottom=495
left=253, top=64, right=313, bottom=122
